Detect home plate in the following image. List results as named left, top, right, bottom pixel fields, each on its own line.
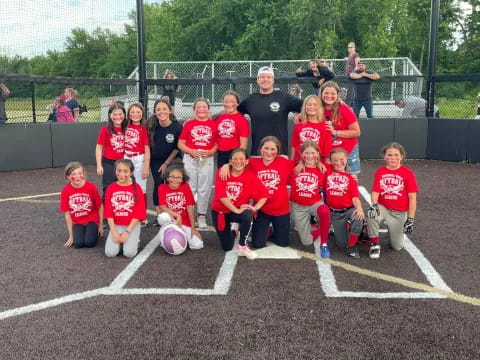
left=254, top=243, right=302, bottom=259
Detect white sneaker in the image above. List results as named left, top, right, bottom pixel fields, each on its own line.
left=237, top=245, right=258, bottom=260
left=369, top=243, right=381, bottom=259
left=197, top=215, right=208, bottom=229
left=188, top=234, right=204, bottom=250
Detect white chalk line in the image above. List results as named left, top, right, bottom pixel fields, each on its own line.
left=0, top=192, right=60, bottom=203
left=0, top=228, right=238, bottom=321
left=317, top=186, right=451, bottom=299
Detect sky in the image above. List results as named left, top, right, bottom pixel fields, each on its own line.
left=0, top=0, right=160, bottom=58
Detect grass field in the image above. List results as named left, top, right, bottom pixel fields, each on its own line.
left=4, top=96, right=478, bottom=123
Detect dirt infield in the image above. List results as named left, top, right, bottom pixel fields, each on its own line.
left=1, top=159, right=479, bottom=359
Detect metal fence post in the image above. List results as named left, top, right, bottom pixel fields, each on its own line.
left=31, top=81, right=36, bottom=123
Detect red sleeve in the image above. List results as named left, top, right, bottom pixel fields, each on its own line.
left=349, top=175, right=360, bottom=198
left=183, top=183, right=195, bottom=206
left=97, top=126, right=107, bottom=146
left=103, top=185, right=114, bottom=219
left=238, top=114, right=250, bottom=137
left=406, top=168, right=419, bottom=193
left=142, top=127, right=150, bottom=146
left=60, top=186, right=69, bottom=212
left=158, top=184, right=167, bottom=206
left=214, top=172, right=228, bottom=199
left=372, top=169, right=382, bottom=193
left=178, top=121, right=191, bottom=141
left=132, top=185, right=146, bottom=220
left=340, top=105, right=357, bottom=127
left=291, top=125, right=300, bottom=148
left=90, top=182, right=102, bottom=209
left=285, top=158, right=294, bottom=184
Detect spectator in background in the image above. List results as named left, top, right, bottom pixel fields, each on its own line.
left=64, top=87, right=80, bottom=122
left=345, top=42, right=360, bottom=106
left=295, top=59, right=335, bottom=95
left=0, top=81, right=10, bottom=124
left=395, top=96, right=440, bottom=118
left=55, top=98, right=75, bottom=123
left=349, top=61, right=380, bottom=119
left=162, top=71, right=180, bottom=114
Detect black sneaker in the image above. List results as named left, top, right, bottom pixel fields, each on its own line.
left=346, top=246, right=360, bottom=259
left=153, top=218, right=160, bottom=226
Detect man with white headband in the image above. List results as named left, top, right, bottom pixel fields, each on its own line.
left=238, top=66, right=303, bottom=155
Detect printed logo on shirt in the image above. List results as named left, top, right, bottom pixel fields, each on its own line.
left=125, top=128, right=140, bottom=148
left=299, top=128, right=321, bottom=143
left=257, top=170, right=280, bottom=194
left=69, top=193, right=92, bottom=217
left=295, top=173, right=319, bottom=198
left=165, top=133, right=175, bottom=143
left=111, top=191, right=135, bottom=216
left=191, top=125, right=213, bottom=146
left=166, top=192, right=186, bottom=212
left=218, top=118, right=236, bottom=138
left=269, top=102, right=280, bottom=112
left=110, top=133, right=125, bottom=153
left=380, top=174, right=404, bottom=200
left=326, top=172, right=350, bottom=196
left=227, top=181, right=243, bottom=202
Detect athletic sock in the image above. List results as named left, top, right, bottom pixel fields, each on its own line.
left=316, top=204, right=331, bottom=246
left=347, top=233, right=359, bottom=247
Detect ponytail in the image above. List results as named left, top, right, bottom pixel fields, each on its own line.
left=131, top=174, right=138, bottom=203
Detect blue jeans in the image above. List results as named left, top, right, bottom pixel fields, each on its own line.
left=353, top=99, right=373, bottom=118
left=347, top=144, right=361, bottom=174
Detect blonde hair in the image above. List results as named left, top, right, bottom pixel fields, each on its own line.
left=299, top=95, right=324, bottom=124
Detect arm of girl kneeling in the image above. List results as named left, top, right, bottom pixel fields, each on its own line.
left=161, top=205, right=183, bottom=227
left=98, top=205, right=105, bottom=237
left=352, top=197, right=365, bottom=220
left=64, top=212, right=74, bottom=247
left=107, top=218, right=121, bottom=243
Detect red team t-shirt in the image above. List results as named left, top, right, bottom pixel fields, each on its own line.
left=179, top=119, right=217, bottom=151
left=324, top=104, right=358, bottom=154
left=124, top=123, right=150, bottom=156
left=324, top=169, right=360, bottom=209
left=372, top=165, right=418, bottom=212
left=60, top=181, right=102, bottom=225
left=214, top=112, right=250, bottom=151
left=290, top=167, right=325, bottom=206
left=97, top=126, right=125, bottom=160
left=291, top=121, right=332, bottom=163
left=248, top=156, right=293, bottom=216
left=104, top=182, right=146, bottom=225
left=211, top=169, right=269, bottom=213
left=158, top=183, right=195, bottom=227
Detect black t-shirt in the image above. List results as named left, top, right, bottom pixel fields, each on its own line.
left=350, top=70, right=377, bottom=101
left=238, top=90, right=303, bottom=155
left=150, top=120, right=183, bottom=162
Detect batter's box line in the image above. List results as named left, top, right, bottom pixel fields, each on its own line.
left=0, top=237, right=238, bottom=321
left=317, top=186, right=452, bottom=299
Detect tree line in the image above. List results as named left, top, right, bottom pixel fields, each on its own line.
left=0, top=0, right=478, bottom=98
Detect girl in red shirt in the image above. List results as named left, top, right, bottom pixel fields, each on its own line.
left=366, top=142, right=418, bottom=258
left=178, top=98, right=218, bottom=230
left=215, top=91, right=250, bottom=168
left=104, top=159, right=146, bottom=258
left=212, top=148, right=268, bottom=259
left=290, top=141, right=331, bottom=258
left=290, top=95, right=332, bottom=165
left=95, top=103, right=127, bottom=200
left=60, top=162, right=103, bottom=248
left=124, top=103, right=151, bottom=226
left=320, top=81, right=362, bottom=176
left=157, top=163, right=204, bottom=250
left=324, top=148, right=365, bottom=259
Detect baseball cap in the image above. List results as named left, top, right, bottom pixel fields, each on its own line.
left=257, top=66, right=275, bottom=77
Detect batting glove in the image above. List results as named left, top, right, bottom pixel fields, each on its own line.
left=367, top=203, right=380, bottom=219
left=403, top=217, right=415, bottom=235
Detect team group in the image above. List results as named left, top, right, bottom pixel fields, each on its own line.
left=60, top=63, right=418, bottom=261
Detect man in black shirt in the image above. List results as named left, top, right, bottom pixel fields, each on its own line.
left=238, top=66, right=303, bottom=155
left=349, top=61, right=380, bottom=119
